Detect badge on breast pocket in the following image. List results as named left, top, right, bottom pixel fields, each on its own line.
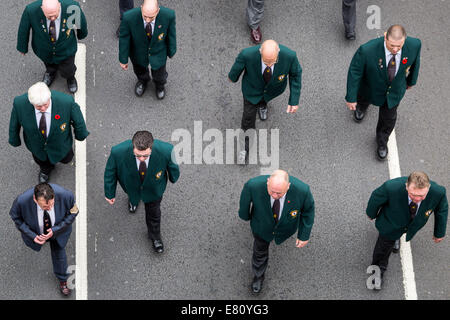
left=278, top=74, right=285, bottom=82
left=155, top=170, right=163, bottom=179
left=60, top=123, right=67, bottom=132
left=290, top=210, right=299, bottom=218
left=158, top=33, right=164, bottom=41
left=405, top=66, right=411, bottom=77
left=425, top=210, right=433, bottom=218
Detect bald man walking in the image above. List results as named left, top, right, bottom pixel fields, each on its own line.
left=229, top=40, right=302, bottom=163
left=119, top=0, right=176, bottom=100
left=17, top=0, right=88, bottom=93
left=239, top=170, right=315, bottom=294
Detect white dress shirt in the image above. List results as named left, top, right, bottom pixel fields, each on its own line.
left=37, top=205, right=55, bottom=235
left=46, top=13, right=61, bottom=41
left=384, top=41, right=401, bottom=75
left=136, top=157, right=150, bottom=171
left=143, top=19, right=155, bottom=35
left=261, top=60, right=275, bottom=75
left=408, top=196, right=421, bottom=212
left=35, top=101, right=52, bottom=137
left=270, top=194, right=286, bottom=221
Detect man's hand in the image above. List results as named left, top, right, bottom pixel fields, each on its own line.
left=41, top=229, right=54, bottom=241
left=346, top=101, right=357, bottom=110
left=34, top=235, right=46, bottom=245
left=120, top=63, right=128, bottom=71
left=105, top=197, right=115, bottom=205
left=296, top=239, right=309, bottom=248
left=19, top=52, right=26, bottom=56
left=287, top=105, right=299, bottom=113
left=406, top=85, right=413, bottom=90
left=433, top=236, right=444, bottom=243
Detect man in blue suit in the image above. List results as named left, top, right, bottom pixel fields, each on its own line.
left=9, top=183, right=78, bottom=297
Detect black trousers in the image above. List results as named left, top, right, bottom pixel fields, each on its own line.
left=145, top=197, right=163, bottom=240
left=342, top=0, right=357, bottom=33
left=356, top=94, right=398, bottom=148
left=44, top=55, right=77, bottom=80
left=132, top=63, right=168, bottom=91
left=33, top=148, right=74, bottom=175
left=371, top=234, right=396, bottom=273
left=49, top=240, right=69, bottom=281
left=252, top=233, right=270, bottom=279
left=119, top=0, right=134, bottom=19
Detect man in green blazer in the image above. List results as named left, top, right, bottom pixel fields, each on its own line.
left=239, top=170, right=315, bottom=293
left=9, top=82, right=89, bottom=183
left=228, top=40, right=302, bottom=163
left=366, top=172, right=448, bottom=289
left=119, top=0, right=176, bottom=100
left=17, top=0, right=88, bottom=93
left=104, top=131, right=180, bottom=253
left=345, top=25, right=421, bottom=160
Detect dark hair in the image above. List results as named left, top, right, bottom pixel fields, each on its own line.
left=34, top=183, right=55, bottom=202
left=386, top=25, right=406, bottom=40
left=132, top=131, right=154, bottom=151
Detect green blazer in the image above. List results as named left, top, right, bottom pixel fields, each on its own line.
left=366, top=177, right=448, bottom=241
left=228, top=44, right=302, bottom=106
left=104, top=139, right=180, bottom=206
left=9, top=91, right=89, bottom=163
left=119, top=6, right=176, bottom=70
left=239, top=175, right=315, bottom=244
left=346, top=36, right=421, bottom=108
left=17, top=0, right=88, bottom=64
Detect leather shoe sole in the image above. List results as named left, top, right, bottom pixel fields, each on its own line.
left=43, top=73, right=55, bottom=87
left=377, top=146, right=388, bottom=161
left=59, top=281, right=72, bottom=297
left=135, top=81, right=147, bottom=97
left=250, top=27, right=262, bottom=44
left=152, top=239, right=164, bottom=253
left=258, top=106, right=268, bottom=121
left=39, top=171, right=50, bottom=184
left=128, top=201, right=137, bottom=213
left=392, top=240, right=400, bottom=253
left=251, top=276, right=264, bottom=294
left=67, top=78, right=78, bottom=94
left=156, top=88, right=165, bottom=100
left=353, top=109, right=365, bottom=123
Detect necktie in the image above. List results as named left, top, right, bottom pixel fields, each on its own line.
left=388, top=54, right=396, bottom=82
left=43, top=210, right=51, bottom=235
left=139, top=161, right=147, bottom=183
left=263, top=66, right=272, bottom=84
left=39, top=112, right=47, bottom=139
left=49, top=20, right=57, bottom=43
left=272, top=199, right=280, bottom=222
left=145, top=22, right=152, bottom=41
left=409, top=201, right=418, bottom=222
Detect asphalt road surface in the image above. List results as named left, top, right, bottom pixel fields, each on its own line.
left=0, top=0, right=448, bottom=300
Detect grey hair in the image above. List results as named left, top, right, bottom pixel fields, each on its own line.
left=28, top=82, right=51, bottom=106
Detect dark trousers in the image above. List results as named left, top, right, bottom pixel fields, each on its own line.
left=371, top=234, right=396, bottom=273
left=357, top=94, right=398, bottom=147
left=49, top=240, right=69, bottom=281
left=252, top=234, right=270, bottom=279
left=119, top=0, right=134, bottom=19
left=44, top=55, right=77, bottom=80
left=342, top=0, right=357, bottom=33
left=240, top=98, right=266, bottom=152
left=132, top=63, right=168, bottom=91
left=145, top=197, right=163, bottom=240
left=33, top=148, right=74, bottom=175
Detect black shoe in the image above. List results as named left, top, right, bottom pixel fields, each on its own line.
left=393, top=240, right=400, bottom=253
left=38, top=171, right=50, bottom=183
left=128, top=201, right=137, bottom=213
left=152, top=239, right=164, bottom=253
left=377, top=145, right=388, bottom=161
left=156, top=88, right=165, bottom=100
left=345, top=31, right=356, bottom=40
left=251, top=276, right=264, bottom=294
left=258, top=106, right=268, bottom=121
left=135, top=81, right=147, bottom=97
left=42, top=72, right=56, bottom=87
left=116, top=26, right=120, bottom=38
left=67, top=77, right=78, bottom=94
left=353, top=109, right=365, bottom=122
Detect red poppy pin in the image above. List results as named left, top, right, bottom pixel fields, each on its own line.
left=55, top=114, right=61, bottom=120
left=402, top=57, right=408, bottom=64
left=288, top=200, right=290, bottom=204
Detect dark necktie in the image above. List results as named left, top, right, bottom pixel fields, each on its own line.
left=388, top=54, right=396, bottom=82
left=43, top=210, right=51, bottom=235
left=272, top=199, right=280, bottom=222
left=263, top=66, right=272, bottom=84
left=49, top=20, right=57, bottom=43
left=39, top=112, right=47, bottom=139
left=409, top=201, right=418, bottom=222
left=139, top=161, right=147, bottom=183
left=145, top=22, right=152, bottom=41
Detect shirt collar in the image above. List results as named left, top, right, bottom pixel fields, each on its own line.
left=384, top=41, right=402, bottom=58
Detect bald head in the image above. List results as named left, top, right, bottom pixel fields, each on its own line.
left=42, top=0, right=60, bottom=21
left=142, top=0, right=160, bottom=23
left=260, top=40, right=280, bottom=67
left=267, top=170, right=290, bottom=200
left=386, top=25, right=406, bottom=41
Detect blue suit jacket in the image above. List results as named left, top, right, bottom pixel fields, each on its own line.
left=9, top=184, right=78, bottom=251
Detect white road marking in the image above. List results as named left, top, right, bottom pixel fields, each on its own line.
left=74, top=43, right=88, bottom=300
left=387, top=129, right=418, bottom=300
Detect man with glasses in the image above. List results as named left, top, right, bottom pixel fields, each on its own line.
left=9, top=82, right=89, bottom=183
left=17, top=0, right=88, bottom=93
left=119, top=0, right=176, bottom=100
left=104, top=131, right=180, bottom=253
left=228, top=40, right=302, bottom=163
left=366, top=172, right=448, bottom=289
